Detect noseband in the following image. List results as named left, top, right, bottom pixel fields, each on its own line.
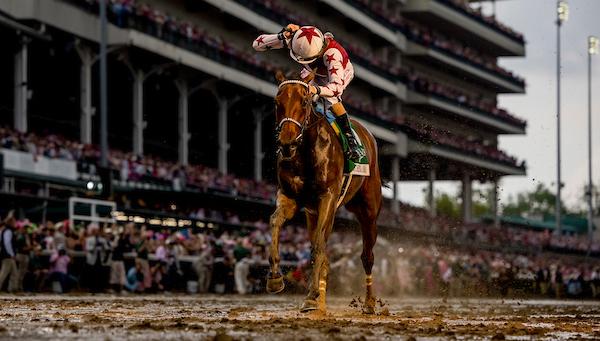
left=276, top=80, right=312, bottom=143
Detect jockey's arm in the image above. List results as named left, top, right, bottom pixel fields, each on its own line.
left=252, top=33, right=286, bottom=51
left=252, top=24, right=299, bottom=51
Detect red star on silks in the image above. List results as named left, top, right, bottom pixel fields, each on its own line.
left=325, top=53, right=336, bottom=63
left=297, top=27, right=320, bottom=44
left=328, top=66, right=339, bottom=75
left=255, top=36, right=265, bottom=45
left=332, top=89, right=340, bottom=96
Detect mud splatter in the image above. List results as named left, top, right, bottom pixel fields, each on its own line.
left=0, top=295, right=598, bottom=340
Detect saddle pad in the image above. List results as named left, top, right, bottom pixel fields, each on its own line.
left=315, top=103, right=370, bottom=176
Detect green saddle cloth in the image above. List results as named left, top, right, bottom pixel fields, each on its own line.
left=324, top=111, right=369, bottom=174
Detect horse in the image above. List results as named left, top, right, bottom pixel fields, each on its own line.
left=266, top=71, right=382, bottom=314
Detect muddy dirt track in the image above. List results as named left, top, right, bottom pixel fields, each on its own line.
left=0, top=295, right=599, bottom=340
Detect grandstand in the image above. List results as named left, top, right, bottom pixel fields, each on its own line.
left=0, top=0, right=527, bottom=228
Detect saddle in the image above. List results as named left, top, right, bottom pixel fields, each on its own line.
left=314, top=103, right=370, bottom=176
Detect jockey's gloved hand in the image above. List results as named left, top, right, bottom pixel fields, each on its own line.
left=281, top=24, right=299, bottom=39
left=308, top=85, right=320, bottom=102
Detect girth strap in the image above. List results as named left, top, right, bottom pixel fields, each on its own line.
left=336, top=174, right=353, bottom=209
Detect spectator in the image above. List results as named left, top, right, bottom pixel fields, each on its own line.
left=0, top=212, right=18, bottom=292
left=109, top=227, right=132, bottom=293
left=132, top=228, right=152, bottom=291
left=234, top=245, right=252, bottom=294
left=45, top=247, right=72, bottom=293
left=85, top=225, right=111, bottom=293
left=14, top=221, right=32, bottom=292
left=125, top=259, right=145, bottom=293
left=193, top=244, right=214, bottom=293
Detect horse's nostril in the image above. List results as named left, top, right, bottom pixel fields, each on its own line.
left=280, top=144, right=297, bottom=158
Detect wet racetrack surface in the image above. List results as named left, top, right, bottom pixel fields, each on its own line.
left=0, top=294, right=599, bottom=340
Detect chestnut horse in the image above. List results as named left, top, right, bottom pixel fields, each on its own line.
left=266, top=72, right=382, bottom=313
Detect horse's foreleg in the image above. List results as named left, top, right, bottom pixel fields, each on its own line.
left=302, top=212, right=318, bottom=301
left=266, top=191, right=297, bottom=294
left=301, top=190, right=337, bottom=313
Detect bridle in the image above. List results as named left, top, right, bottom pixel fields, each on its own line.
left=275, top=80, right=318, bottom=144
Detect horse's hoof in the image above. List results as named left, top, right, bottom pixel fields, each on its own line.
left=362, top=304, right=376, bottom=315
left=300, top=299, right=318, bottom=312
left=266, top=274, right=285, bottom=294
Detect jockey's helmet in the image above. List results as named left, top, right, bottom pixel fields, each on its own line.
left=289, top=26, right=326, bottom=64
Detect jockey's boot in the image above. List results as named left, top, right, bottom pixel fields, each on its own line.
left=335, top=113, right=361, bottom=162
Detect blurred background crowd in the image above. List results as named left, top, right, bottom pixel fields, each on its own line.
left=1, top=207, right=599, bottom=299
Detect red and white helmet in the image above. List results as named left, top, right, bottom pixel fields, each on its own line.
left=289, top=26, right=326, bottom=64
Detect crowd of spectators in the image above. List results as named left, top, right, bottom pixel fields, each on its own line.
left=0, top=127, right=277, bottom=201
left=335, top=0, right=525, bottom=84
left=437, top=0, right=525, bottom=42
left=0, top=210, right=309, bottom=295
left=242, top=0, right=525, bottom=86
left=76, top=0, right=281, bottom=82
left=347, top=0, right=524, bottom=45
left=0, top=123, right=524, bottom=199
left=1, top=209, right=599, bottom=299
left=403, top=121, right=525, bottom=168
left=70, top=0, right=526, bottom=130
left=232, top=0, right=526, bottom=127
left=380, top=244, right=600, bottom=298
left=404, top=71, right=526, bottom=127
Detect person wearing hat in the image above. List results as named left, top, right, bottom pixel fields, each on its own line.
left=252, top=24, right=361, bottom=162
left=0, top=211, right=18, bottom=292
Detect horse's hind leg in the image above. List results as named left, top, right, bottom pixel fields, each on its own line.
left=347, top=187, right=381, bottom=314
left=358, top=213, right=378, bottom=314
left=267, top=190, right=298, bottom=294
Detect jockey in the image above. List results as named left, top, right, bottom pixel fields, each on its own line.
left=252, top=24, right=361, bottom=162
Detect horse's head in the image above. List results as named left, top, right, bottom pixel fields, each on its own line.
left=274, top=71, right=315, bottom=159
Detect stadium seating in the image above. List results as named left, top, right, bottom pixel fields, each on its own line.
left=69, top=0, right=526, bottom=129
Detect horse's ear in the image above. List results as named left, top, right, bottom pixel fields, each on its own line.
left=275, top=70, right=286, bottom=83
left=302, top=70, right=316, bottom=84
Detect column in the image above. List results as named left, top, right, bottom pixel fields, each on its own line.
left=77, top=48, right=94, bottom=144
left=391, top=155, right=400, bottom=216
left=491, top=179, right=500, bottom=228
left=176, top=80, right=189, bottom=166
left=14, top=38, right=29, bottom=132
left=218, top=98, right=229, bottom=174
left=428, top=168, right=436, bottom=218
left=253, top=109, right=264, bottom=181
left=462, top=173, right=472, bottom=223
left=132, top=70, right=144, bottom=155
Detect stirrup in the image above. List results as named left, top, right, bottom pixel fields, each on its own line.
left=344, top=134, right=361, bottom=161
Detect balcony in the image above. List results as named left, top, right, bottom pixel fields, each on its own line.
left=203, top=0, right=406, bottom=99
left=401, top=0, right=525, bottom=56
left=402, top=121, right=526, bottom=177
left=406, top=91, right=526, bottom=135
left=324, top=0, right=525, bottom=92
left=405, top=41, right=525, bottom=93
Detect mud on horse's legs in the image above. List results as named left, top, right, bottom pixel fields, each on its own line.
left=266, top=191, right=297, bottom=294
left=364, top=274, right=375, bottom=313
left=301, top=190, right=337, bottom=313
